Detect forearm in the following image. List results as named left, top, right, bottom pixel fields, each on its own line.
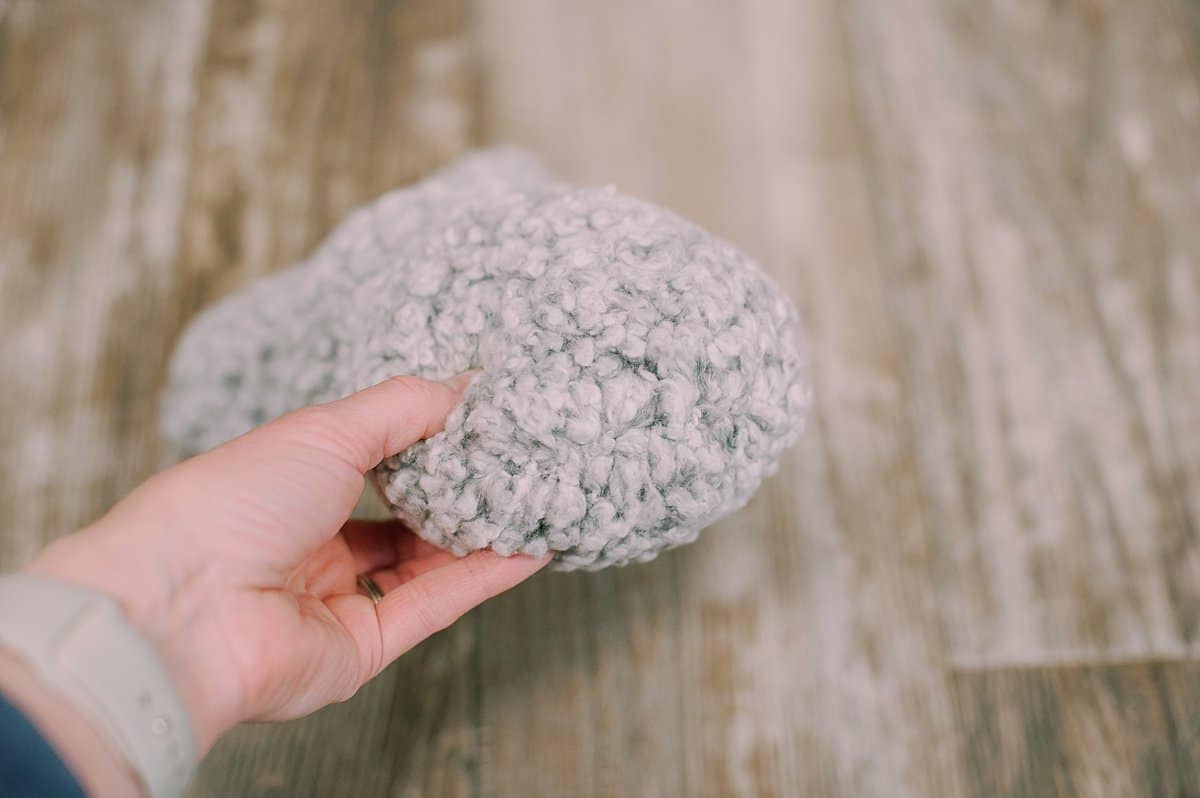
left=0, top=646, right=144, bottom=797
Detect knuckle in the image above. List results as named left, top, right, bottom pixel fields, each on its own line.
left=384, top=374, right=454, bottom=405
left=383, top=375, right=440, bottom=405
left=405, top=580, right=459, bottom=636
left=380, top=375, right=455, bottom=441
left=280, top=405, right=366, bottom=470
left=383, top=374, right=425, bottom=391
left=285, top=403, right=337, bottom=431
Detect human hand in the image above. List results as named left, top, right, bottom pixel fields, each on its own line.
left=23, top=374, right=550, bottom=756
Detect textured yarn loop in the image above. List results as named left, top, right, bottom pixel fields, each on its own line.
left=161, top=149, right=813, bottom=570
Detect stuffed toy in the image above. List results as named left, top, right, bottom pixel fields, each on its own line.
left=161, top=150, right=812, bottom=570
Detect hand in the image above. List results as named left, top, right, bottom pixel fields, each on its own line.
left=23, top=374, right=550, bottom=756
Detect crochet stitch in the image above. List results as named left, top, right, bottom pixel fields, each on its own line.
left=161, top=149, right=812, bottom=570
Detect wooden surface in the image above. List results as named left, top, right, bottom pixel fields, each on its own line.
left=3, top=1, right=1200, bottom=795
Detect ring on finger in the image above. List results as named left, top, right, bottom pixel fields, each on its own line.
left=357, top=574, right=385, bottom=605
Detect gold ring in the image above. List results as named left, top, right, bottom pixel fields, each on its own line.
left=357, top=574, right=385, bottom=605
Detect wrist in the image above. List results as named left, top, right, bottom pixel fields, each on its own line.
left=25, top=525, right=241, bottom=755
left=0, top=646, right=145, bottom=797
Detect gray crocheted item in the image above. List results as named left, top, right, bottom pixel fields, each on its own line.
left=161, top=149, right=812, bottom=570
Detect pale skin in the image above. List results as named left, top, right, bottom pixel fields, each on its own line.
left=0, top=373, right=550, bottom=796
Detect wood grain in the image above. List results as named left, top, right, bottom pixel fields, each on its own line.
left=952, top=660, right=1200, bottom=797
left=842, top=0, right=1200, bottom=665
left=477, top=0, right=1200, bottom=792
left=2, top=0, right=1200, bottom=795
left=475, top=1, right=964, bottom=794
left=0, top=1, right=479, bottom=796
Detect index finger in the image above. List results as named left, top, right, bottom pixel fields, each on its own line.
left=376, top=550, right=552, bottom=665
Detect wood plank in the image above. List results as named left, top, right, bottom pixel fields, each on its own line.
left=475, top=1, right=963, bottom=794
left=842, top=0, right=1200, bottom=663
left=0, top=1, right=480, bottom=796
left=4, top=0, right=1200, bottom=795
left=193, top=635, right=482, bottom=798
left=951, top=660, right=1200, bottom=797
left=183, top=2, right=477, bottom=795
left=0, top=0, right=213, bottom=562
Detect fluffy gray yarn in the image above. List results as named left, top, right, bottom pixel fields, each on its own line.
left=161, top=149, right=812, bottom=570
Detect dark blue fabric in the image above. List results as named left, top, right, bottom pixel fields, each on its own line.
left=0, top=691, right=87, bottom=797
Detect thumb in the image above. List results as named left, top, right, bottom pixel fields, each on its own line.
left=255, top=374, right=469, bottom=474
left=126, top=375, right=469, bottom=572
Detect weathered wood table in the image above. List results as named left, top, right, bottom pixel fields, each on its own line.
left=3, top=1, right=1200, bottom=795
